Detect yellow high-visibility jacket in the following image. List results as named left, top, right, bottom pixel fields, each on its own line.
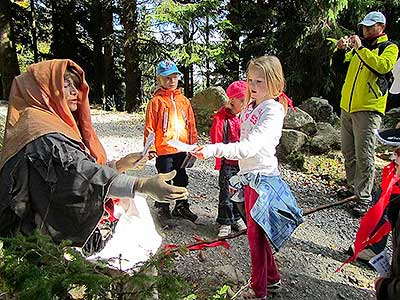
left=334, top=34, right=398, bottom=114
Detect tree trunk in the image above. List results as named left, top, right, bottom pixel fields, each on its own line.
left=226, top=0, right=240, bottom=81
left=102, top=1, right=116, bottom=111
left=30, top=0, right=38, bottom=62
left=0, top=0, right=20, bottom=100
left=205, top=16, right=210, bottom=87
left=51, top=0, right=78, bottom=61
left=121, top=0, right=141, bottom=113
left=182, top=29, right=193, bottom=98
left=91, top=0, right=105, bottom=106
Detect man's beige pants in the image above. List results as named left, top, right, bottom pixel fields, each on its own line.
left=340, top=110, right=382, bottom=204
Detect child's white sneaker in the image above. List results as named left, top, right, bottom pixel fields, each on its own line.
left=235, top=218, right=247, bottom=232
left=218, top=225, right=232, bottom=238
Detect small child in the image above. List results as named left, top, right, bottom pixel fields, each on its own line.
left=192, top=56, right=303, bottom=299
left=144, top=60, right=198, bottom=226
left=210, top=80, right=247, bottom=238
left=342, top=128, right=400, bottom=300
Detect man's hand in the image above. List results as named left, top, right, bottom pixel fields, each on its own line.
left=349, top=35, right=362, bottom=49
left=116, top=152, right=148, bottom=172
left=134, top=170, right=189, bottom=202
left=337, top=37, right=348, bottom=50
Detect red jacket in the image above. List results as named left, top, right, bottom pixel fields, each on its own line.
left=210, top=106, right=241, bottom=170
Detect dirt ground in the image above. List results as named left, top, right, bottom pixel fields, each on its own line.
left=91, top=109, right=378, bottom=300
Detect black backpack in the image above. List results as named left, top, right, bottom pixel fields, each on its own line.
left=361, top=40, right=399, bottom=95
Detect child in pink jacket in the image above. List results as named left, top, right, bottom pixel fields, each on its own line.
left=210, top=81, right=247, bottom=238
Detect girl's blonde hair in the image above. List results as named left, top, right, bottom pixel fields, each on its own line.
left=245, top=56, right=287, bottom=111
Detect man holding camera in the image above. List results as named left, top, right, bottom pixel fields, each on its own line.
left=333, top=11, right=399, bottom=217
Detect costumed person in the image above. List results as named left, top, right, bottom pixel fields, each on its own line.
left=210, top=80, right=247, bottom=238
left=144, top=59, right=198, bottom=226
left=0, top=59, right=188, bottom=263
left=332, top=11, right=399, bottom=217
left=191, top=56, right=303, bottom=300
left=340, top=128, right=400, bottom=300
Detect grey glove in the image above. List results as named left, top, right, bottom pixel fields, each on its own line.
left=134, top=170, right=189, bottom=202
left=116, top=152, right=148, bottom=172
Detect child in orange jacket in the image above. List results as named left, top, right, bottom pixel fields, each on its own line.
left=144, top=60, right=198, bottom=226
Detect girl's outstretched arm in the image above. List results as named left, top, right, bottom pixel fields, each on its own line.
left=191, top=145, right=206, bottom=160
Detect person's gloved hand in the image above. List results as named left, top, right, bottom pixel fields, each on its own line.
left=116, top=152, right=148, bottom=172
left=134, top=170, right=189, bottom=202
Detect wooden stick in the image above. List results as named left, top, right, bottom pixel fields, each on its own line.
left=303, top=195, right=356, bottom=216
left=161, top=195, right=358, bottom=254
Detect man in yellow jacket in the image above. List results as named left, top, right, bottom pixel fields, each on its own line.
left=333, top=11, right=399, bottom=217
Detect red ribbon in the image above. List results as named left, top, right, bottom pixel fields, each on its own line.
left=279, top=92, right=295, bottom=111
left=163, top=236, right=231, bottom=255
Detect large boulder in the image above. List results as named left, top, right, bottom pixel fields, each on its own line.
left=284, top=107, right=317, bottom=136
left=277, top=129, right=307, bottom=157
left=191, top=86, right=228, bottom=133
left=299, top=97, right=336, bottom=125
left=307, top=122, right=341, bottom=154
left=383, top=107, right=400, bottom=129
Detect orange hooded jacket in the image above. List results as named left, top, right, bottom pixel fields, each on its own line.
left=0, top=59, right=107, bottom=170
left=144, top=88, right=198, bottom=156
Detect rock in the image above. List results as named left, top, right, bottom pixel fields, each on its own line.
left=215, top=264, right=245, bottom=284
left=307, top=122, right=341, bottom=154
left=284, top=107, right=317, bottom=136
left=191, top=86, right=228, bottom=133
left=278, top=129, right=307, bottom=156
left=299, top=97, right=336, bottom=125
left=383, top=107, right=400, bottom=129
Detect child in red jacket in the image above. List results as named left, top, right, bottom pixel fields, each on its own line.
left=210, top=81, right=247, bottom=238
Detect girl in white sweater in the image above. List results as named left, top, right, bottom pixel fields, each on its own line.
left=192, top=56, right=303, bottom=300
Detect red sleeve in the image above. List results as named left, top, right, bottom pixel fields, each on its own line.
left=210, top=114, right=224, bottom=144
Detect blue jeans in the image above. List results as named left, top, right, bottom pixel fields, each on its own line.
left=217, top=162, right=241, bottom=225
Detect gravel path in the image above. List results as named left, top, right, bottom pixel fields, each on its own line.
left=0, top=101, right=377, bottom=299
left=93, top=109, right=376, bottom=299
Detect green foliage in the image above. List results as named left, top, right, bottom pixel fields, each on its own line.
left=0, top=234, right=112, bottom=300
left=211, top=285, right=229, bottom=299
left=304, top=151, right=346, bottom=184
left=0, top=232, right=193, bottom=300
left=0, top=232, right=233, bottom=300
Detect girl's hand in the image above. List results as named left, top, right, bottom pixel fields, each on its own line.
left=191, top=146, right=205, bottom=160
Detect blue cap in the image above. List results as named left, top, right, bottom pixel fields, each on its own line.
left=359, top=11, right=386, bottom=26
left=156, top=60, right=182, bottom=76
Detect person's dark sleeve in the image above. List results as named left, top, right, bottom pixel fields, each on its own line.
left=25, top=133, right=121, bottom=245
left=376, top=201, right=400, bottom=300
left=332, top=49, right=350, bottom=74
left=376, top=277, right=400, bottom=300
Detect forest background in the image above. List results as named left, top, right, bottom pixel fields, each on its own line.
left=1, top=0, right=400, bottom=113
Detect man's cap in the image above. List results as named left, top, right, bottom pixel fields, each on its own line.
left=226, top=80, right=247, bottom=100
left=375, top=128, right=400, bottom=146
left=359, top=11, right=386, bottom=26
left=156, top=60, right=182, bottom=76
